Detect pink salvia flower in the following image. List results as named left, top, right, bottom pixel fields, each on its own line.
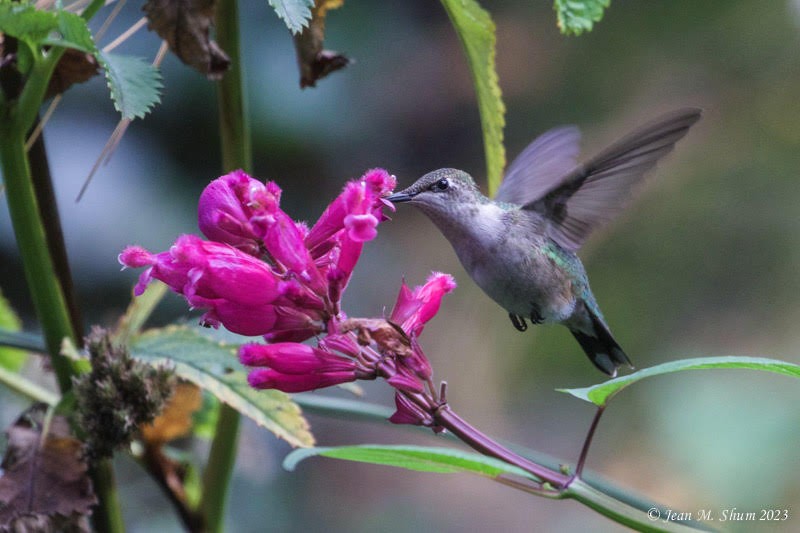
left=388, top=392, right=434, bottom=427
left=120, top=169, right=395, bottom=342
left=247, top=368, right=357, bottom=393
left=239, top=343, right=356, bottom=375
left=390, top=272, right=457, bottom=337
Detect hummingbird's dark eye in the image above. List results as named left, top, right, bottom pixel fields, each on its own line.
left=431, top=178, right=450, bottom=192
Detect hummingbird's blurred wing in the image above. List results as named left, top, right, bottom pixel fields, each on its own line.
left=494, top=126, right=581, bottom=206
left=522, top=108, right=702, bottom=252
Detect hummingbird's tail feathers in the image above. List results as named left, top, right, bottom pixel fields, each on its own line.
left=569, top=310, right=632, bottom=377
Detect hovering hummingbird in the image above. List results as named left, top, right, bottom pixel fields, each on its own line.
left=387, top=108, right=702, bottom=376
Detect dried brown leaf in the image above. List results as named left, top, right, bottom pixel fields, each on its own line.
left=45, top=49, right=99, bottom=99
left=143, top=0, right=230, bottom=80
left=140, top=381, right=202, bottom=444
left=294, top=0, right=349, bottom=88
left=0, top=406, right=96, bottom=532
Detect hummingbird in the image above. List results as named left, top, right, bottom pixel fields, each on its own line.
left=387, top=108, right=702, bottom=376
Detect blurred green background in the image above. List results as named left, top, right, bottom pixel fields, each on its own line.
left=2, top=0, right=800, bottom=531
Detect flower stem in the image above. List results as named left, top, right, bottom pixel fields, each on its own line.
left=434, top=404, right=570, bottom=488
left=200, top=0, right=251, bottom=529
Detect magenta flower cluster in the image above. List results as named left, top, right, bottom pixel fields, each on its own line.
left=120, top=169, right=456, bottom=427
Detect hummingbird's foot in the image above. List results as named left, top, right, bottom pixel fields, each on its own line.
left=509, top=313, right=528, bottom=331
left=529, top=308, right=544, bottom=325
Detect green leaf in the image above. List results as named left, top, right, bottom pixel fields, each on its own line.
left=130, top=325, right=314, bottom=447
left=267, top=0, right=314, bottom=34
left=0, top=289, right=27, bottom=372
left=42, top=10, right=97, bottom=53
left=559, top=356, right=800, bottom=407
left=440, top=0, right=505, bottom=196
left=0, top=2, right=59, bottom=45
left=554, top=0, right=611, bottom=36
left=98, top=51, right=163, bottom=120
left=284, top=444, right=532, bottom=479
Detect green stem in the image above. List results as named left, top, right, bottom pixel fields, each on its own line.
left=2, top=43, right=125, bottom=532
left=565, top=478, right=711, bottom=532
left=89, top=462, right=126, bottom=533
left=0, top=132, right=74, bottom=391
left=215, top=0, right=251, bottom=172
left=0, top=366, right=60, bottom=405
left=199, top=0, right=251, bottom=529
left=201, top=403, right=241, bottom=531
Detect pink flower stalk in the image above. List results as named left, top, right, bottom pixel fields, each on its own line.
left=120, top=168, right=396, bottom=341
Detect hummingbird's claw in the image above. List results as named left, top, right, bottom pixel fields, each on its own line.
left=509, top=313, right=528, bottom=332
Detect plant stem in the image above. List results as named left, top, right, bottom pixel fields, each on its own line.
left=200, top=0, right=251, bottom=529
left=201, top=403, right=241, bottom=531
left=89, top=462, right=126, bottom=533
left=215, top=0, right=251, bottom=172
left=434, top=404, right=570, bottom=488
left=0, top=366, right=60, bottom=405
left=0, top=132, right=74, bottom=391
left=566, top=478, right=709, bottom=532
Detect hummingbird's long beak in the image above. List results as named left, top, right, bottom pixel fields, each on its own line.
left=386, top=190, right=415, bottom=203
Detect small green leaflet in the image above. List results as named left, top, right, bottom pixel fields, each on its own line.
left=268, top=0, right=314, bottom=34
left=43, top=10, right=96, bottom=53
left=130, top=326, right=314, bottom=447
left=0, top=290, right=27, bottom=372
left=440, top=0, right=506, bottom=197
left=98, top=51, right=163, bottom=120
left=284, top=444, right=533, bottom=479
left=554, top=0, right=611, bottom=36
left=0, top=2, right=59, bottom=45
left=559, top=356, right=800, bottom=407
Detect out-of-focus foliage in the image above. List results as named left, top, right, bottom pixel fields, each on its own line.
left=130, top=326, right=315, bottom=448
left=440, top=0, right=506, bottom=195
left=560, top=356, right=800, bottom=407
left=554, top=0, right=610, bottom=36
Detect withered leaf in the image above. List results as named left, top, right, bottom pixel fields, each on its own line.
left=45, top=48, right=99, bottom=99
left=140, top=381, right=202, bottom=445
left=294, top=0, right=349, bottom=88
left=143, top=0, right=230, bottom=80
left=0, top=405, right=96, bottom=532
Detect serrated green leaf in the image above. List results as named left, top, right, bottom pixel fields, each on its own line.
left=0, top=2, right=59, bottom=44
left=440, top=0, right=505, bottom=196
left=284, top=444, right=532, bottom=479
left=267, top=0, right=314, bottom=34
left=558, top=356, right=800, bottom=407
left=554, top=0, right=610, bottom=36
left=130, top=326, right=314, bottom=447
left=42, top=9, right=96, bottom=53
left=98, top=51, right=163, bottom=120
left=0, top=289, right=27, bottom=372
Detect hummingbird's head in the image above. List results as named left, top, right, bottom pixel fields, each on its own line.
left=386, top=169, right=484, bottom=216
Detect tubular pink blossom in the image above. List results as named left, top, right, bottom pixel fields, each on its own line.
left=390, top=272, right=456, bottom=337
left=247, top=368, right=356, bottom=392
left=239, top=343, right=356, bottom=374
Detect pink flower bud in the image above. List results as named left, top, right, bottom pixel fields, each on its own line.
left=198, top=170, right=268, bottom=255
left=239, top=342, right=356, bottom=375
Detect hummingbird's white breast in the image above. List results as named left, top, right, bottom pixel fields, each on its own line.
left=443, top=203, right=578, bottom=324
